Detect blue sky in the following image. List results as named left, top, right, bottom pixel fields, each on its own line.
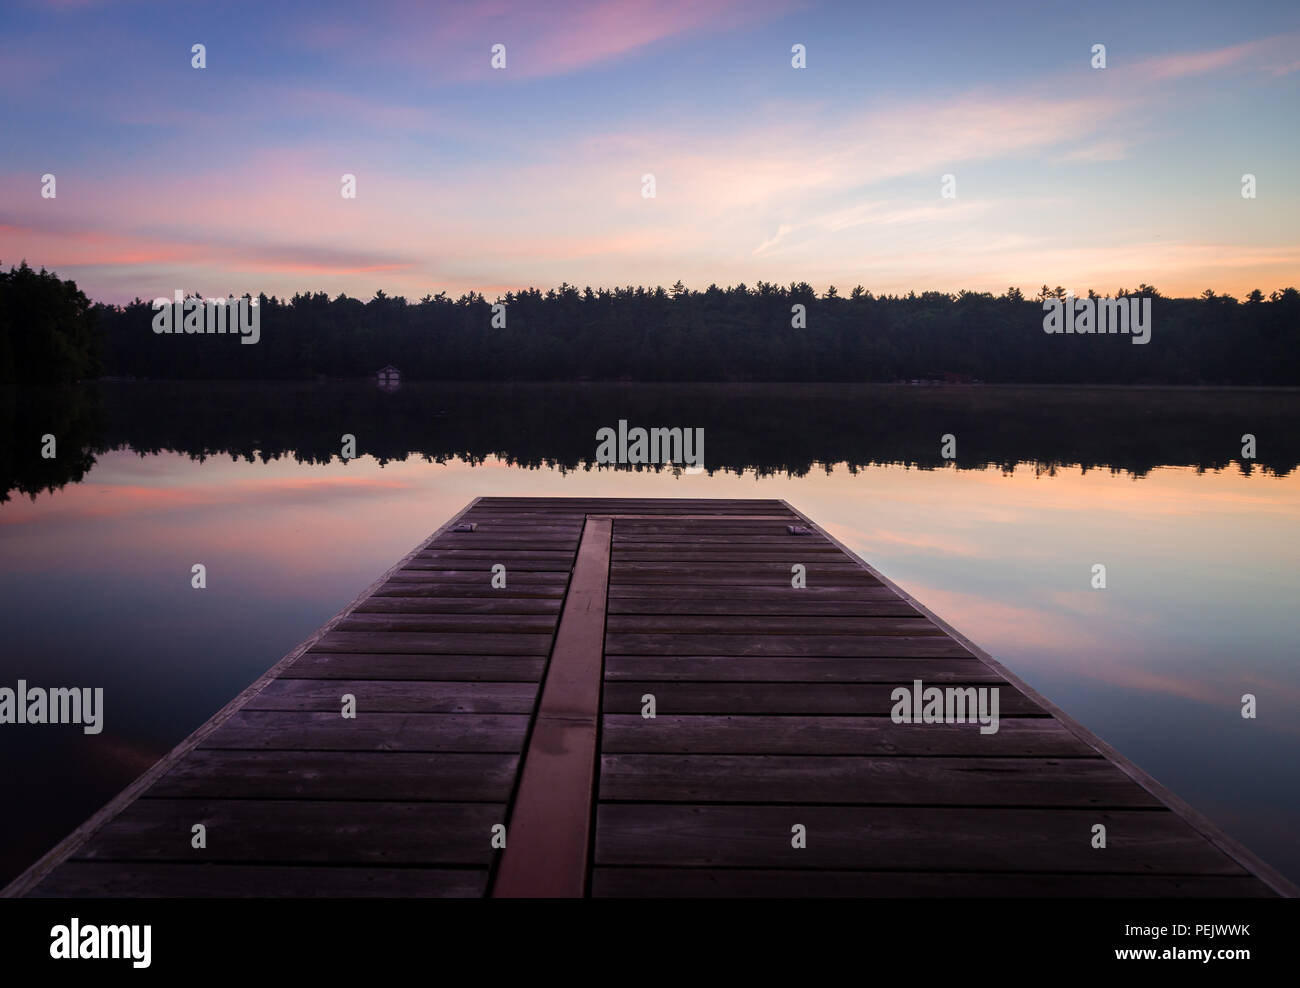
left=2, top=0, right=1297, bottom=302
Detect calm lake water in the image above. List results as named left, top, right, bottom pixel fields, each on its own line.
left=2, top=382, right=1298, bottom=887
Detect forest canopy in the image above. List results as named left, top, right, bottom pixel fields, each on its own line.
left=0, top=262, right=99, bottom=386
left=3, top=265, right=1298, bottom=385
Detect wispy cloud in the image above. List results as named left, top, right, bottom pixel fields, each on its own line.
left=294, top=0, right=799, bottom=80
left=0, top=217, right=416, bottom=279
left=753, top=223, right=794, bottom=255
left=1133, top=34, right=1300, bottom=81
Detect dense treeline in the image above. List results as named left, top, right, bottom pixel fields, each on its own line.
left=3, top=262, right=1299, bottom=383
left=0, top=262, right=99, bottom=385
left=92, top=281, right=1300, bottom=384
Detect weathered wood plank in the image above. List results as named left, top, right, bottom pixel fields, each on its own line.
left=434, top=527, right=580, bottom=535
left=442, top=518, right=584, bottom=527
left=415, top=549, right=575, bottom=558
left=594, top=805, right=1247, bottom=874
left=29, top=863, right=488, bottom=898
left=607, top=585, right=904, bottom=599
left=390, top=569, right=570, bottom=584
left=373, top=583, right=564, bottom=598
left=249, top=679, right=537, bottom=713
left=610, top=524, right=804, bottom=537
left=614, top=550, right=845, bottom=563
left=431, top=540, right=579, bottom=548
left=73, top=799, right=503, bottom=866
left=591, top=868, right=1273, bottom=898
left=607, top=598, right=922, bottom=616
left=598, top=754, right=1159, bottom=806
left=611, top=562, right=875, bottom=579
left=481, top=497, right=783, bottom=503
left=604, top=656, right=1004, bottom=682
left=606, top=615, right=941, bottom=635
left=200, top=710, right=529, bottom=752
left=314, top=631, right=554, bottom=655
left=611, top=543, right=837, bottom=559
left=609, top=573, right=883, bottom=587
left=612, top=536, right=836, bottom=546
left=355, top=597, right=562, bottom=615
left=478, top=498, right=786, bottom=509
left=283, top=652, right=545, bottom=681
left=335, top=613, right=558, bottom=634
left=601, top=715, right=1091, bottom=756
left=408, top=552, right=575, bottom=569
left=148, top=750, right=518, bottom=801
left=602, top=683, right=1043, bottom=715
left=605, top=635, right=968, bottom=656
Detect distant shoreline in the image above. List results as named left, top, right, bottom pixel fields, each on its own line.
left=7, top=264, right=1298, bottom=388
left=60, top=379, right=1300, bottom=393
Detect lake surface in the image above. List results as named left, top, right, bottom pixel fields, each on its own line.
left=2, top=382, right=1298, bottom=888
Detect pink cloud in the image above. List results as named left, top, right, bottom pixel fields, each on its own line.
left=0, top=220, right=414, bottom=279
left=1134, top=35, right=1298, bottom=81
left=293, top=0, right=799, bottom=80
left=526, top=0, right=776, bottom=75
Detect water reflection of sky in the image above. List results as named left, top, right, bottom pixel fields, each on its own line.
left=1, top=451, right=1297, bottom=885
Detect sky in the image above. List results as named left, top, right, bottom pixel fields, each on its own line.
left=1, top=0, right=1298, bottom=304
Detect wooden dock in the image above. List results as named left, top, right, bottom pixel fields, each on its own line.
left=6, top=497, right=1294, bottom=898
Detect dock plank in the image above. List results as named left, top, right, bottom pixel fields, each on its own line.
left=602, top=714, right=1093, bottom=756
left=282, top=652, right=545, bottom=681
left=248, top=679, right=537, bottom=713
left=598, top=754, right=1161, bottom=806
left=605, top=615, right=942, bottom=635
left=604, top=656, right=1007, bottom=682
left=335, top=613, right=559, bottom=634
left=607, top=598, right=923, bottom=616
left=149, top=750, right=518, bottom=801
left=74, top=799, right=502, bottom=866
left=30, top=863, right=487, bottom=898
left=201, top=710, right=529, bottom=752
left=591, top=869, right=1269, bottom=898
left=314, top=631, right=555, bottom=655
left=602, top=682, right=1044, bottom=715
left=355, top=597, right=562, bottom=615
left=605, top=634, right=970, bottom=656
left=594, top=804, right=1247, bottom=874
